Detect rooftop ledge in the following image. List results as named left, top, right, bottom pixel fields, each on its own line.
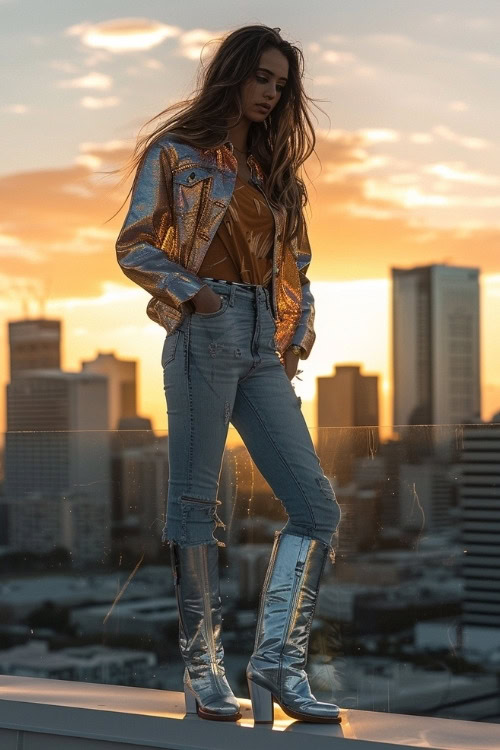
left=0, top=675, right=498, bottom=750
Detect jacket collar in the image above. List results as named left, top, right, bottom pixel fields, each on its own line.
left=222, top=140, right=263, bottom=185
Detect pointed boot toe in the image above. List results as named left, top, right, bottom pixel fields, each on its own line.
left=201, top=700, right=242, bottom=721
left=280, top=697, right=341, bottom=723
left=247, top=532, right=342, bottom=725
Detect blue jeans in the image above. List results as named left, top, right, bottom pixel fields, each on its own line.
left=160, top=278, right=341, bottom=556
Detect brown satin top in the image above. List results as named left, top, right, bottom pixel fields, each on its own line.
left=197, top=173, right=274, bottom=286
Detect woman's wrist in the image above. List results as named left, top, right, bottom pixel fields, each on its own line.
left=287, top=344, right=302, bottom=358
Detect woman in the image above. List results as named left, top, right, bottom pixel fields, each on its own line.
left=114, top=24, right=342, bottom=725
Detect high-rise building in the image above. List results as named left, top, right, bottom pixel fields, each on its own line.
left=81, top=352, right=137, bottom=430
left=392, top=264, right=480, bottom=431
left=118, top=438, right=169, bottom=541
left=5, top=371, right=111, bottom=565
left=8, top=490, right=111, bottom=567
left=378, top=439, right=405, bottom=533
left=316, top=364, right=379, bottom=484
left=398, top=461, right=454, bottom=533
left=333, top=485, right=378, bottom=559
left=8, top=319, right=61, bottom=379
left=459, top=417, right=500, bottom=652
left=318, top=365, right=379, bottom=432
left=6, top=371, right=109, bottom=496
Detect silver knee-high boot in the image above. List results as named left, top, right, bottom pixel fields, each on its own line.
left=170, top=541, right=241, bottom=721
left=246, top=531, right=342, bottom=724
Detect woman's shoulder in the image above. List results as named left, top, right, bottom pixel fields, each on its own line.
left=140, top=133, right=198, bottom=175
left=150, top=132, right=230, bottom=176
left=151, top=131, right=211, bottom=161
left=150, top=130, right=186, bottom=152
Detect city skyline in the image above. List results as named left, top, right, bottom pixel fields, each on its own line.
left=2, top=3, right=500, bottom=731
left=2, top=2, right=500, bottom=432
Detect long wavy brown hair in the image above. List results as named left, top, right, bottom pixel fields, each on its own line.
left=107, top=24, right=329, bottom=247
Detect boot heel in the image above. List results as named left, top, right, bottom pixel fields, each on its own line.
left=248, top=678, right=274, bottom=724
left=184, top=682, right=198, bottom=714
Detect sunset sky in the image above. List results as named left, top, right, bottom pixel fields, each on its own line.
left=2, top=0, right=500, bottom=435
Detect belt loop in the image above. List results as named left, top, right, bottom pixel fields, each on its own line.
left=229, top=284, right=236, bottom=307
left=261, top=286, right=269, bottom=309
left=264, top=286, right=270, bottom=310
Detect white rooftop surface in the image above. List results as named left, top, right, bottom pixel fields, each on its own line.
left=0, top=674, right=499, bottom=750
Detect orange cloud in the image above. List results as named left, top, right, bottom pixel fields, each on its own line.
left=3, top=132, right=500, bottom=312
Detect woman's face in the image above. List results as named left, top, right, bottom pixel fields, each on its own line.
left=240, top=47, right=289, bottom=122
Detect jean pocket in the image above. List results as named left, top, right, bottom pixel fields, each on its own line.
left=192, top=293, right=230, bottom=319
left=161, top=330, right=180, bottom=368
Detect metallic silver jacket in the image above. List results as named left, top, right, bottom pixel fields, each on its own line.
left=115, top=134, right=316, bottom=361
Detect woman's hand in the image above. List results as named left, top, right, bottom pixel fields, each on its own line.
left=284, top=348, right=300, bottom=380
left=190, top=286, right=223, bottom=314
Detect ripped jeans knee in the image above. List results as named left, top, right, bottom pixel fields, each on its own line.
left=162, top=493, right=227, bottom=548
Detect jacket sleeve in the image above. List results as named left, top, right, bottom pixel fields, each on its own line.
left=290, top=215, right=316, bottom=360
left=115, top=139, right=208, bottom=308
